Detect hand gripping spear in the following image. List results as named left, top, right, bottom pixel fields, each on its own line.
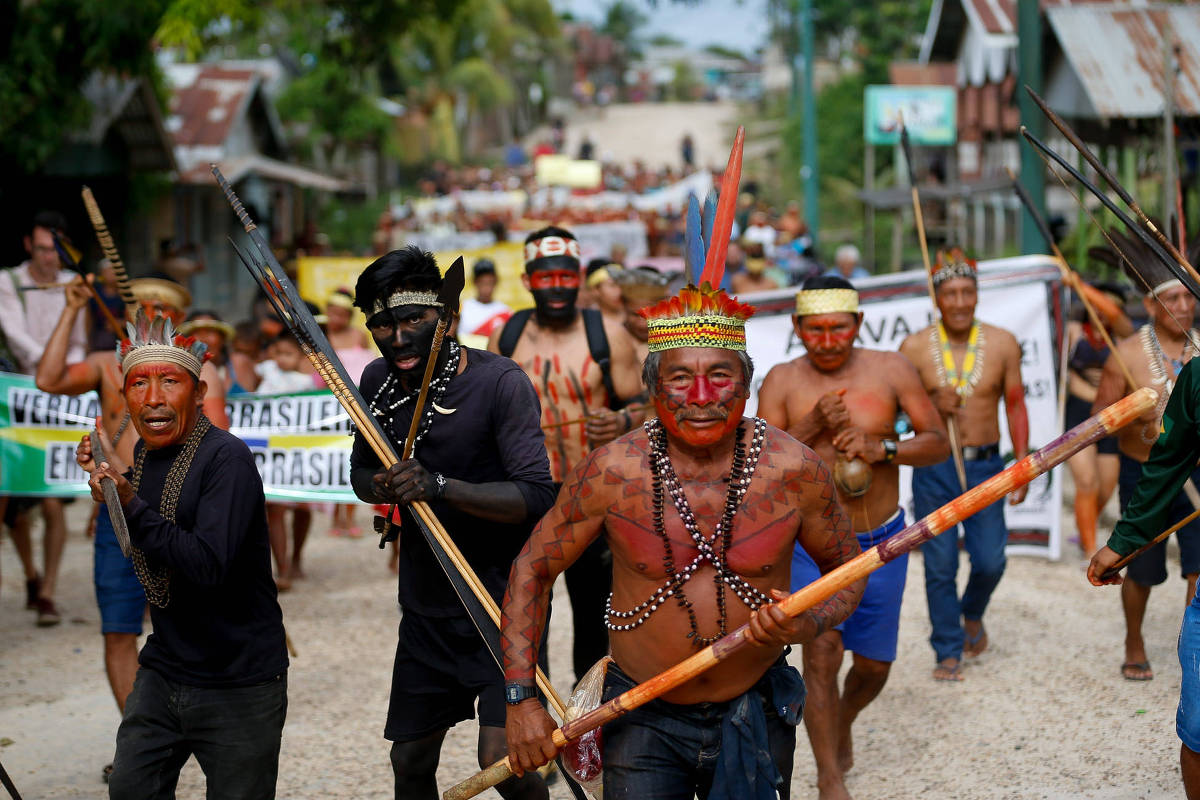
left=899, top=120, right=969, bottom=492
left=210, top=166, right=591, bottom=800
left=446, top=387, right=1159, bottom=800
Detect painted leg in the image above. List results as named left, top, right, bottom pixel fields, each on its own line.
left=390, top=729, right=447, bottom=800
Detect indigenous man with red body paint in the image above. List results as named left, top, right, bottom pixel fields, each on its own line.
left=489, top=226, right=643, bottom=684
left=757, top=275, right=948, bottom=800
left=500, top=272, right=866, bottom=798
left=77, top=311, right=286, bottom=797
left=899, top=248, right=1029, bottom=682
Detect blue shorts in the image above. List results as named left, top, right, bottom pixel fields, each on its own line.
left=93, top=504, right=146, bottom=635
left=791, top=509, right=908, bottom=662
left=1179, top=587, right=1200, bottom=752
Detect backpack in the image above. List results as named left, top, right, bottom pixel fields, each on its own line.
left=497, top=308, right=620, bottom=410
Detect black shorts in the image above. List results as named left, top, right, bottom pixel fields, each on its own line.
left=1066, top=395, right=1118, bottom=455
left=1118, top=454, right=1200, bottom=586
left=384, top=608, right=550, bottom=742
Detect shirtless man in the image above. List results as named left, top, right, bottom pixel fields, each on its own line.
left=489, top=226, right=642, bottom=683
left=614, top=264, right=671, bottom=366
left=1090, top=257, right=1200, bottom=682
left=758, top=275, right=948, bottom=800
left=35, top=276, right=228, bottom=753
left=899, top=248, right=1028, bottom=681
left=502, top=280, right=866, bottom=797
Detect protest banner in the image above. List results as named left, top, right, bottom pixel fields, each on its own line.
left=742, top=255, right=1067, bottom=558
left=0, top=372, right=359, bottom=502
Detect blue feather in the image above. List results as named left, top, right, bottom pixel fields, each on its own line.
left=702, top=192, right=717, bottom=254
left=685, top=194, right=705, bottom=285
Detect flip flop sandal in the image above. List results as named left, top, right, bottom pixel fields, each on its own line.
left=1121, top=661, right=1154, bottom=681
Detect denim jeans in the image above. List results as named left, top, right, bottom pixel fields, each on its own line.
left=600, top=661, right=797, bottom=799
left=109, top=667, right=287, bottom=800
left=912, top=454, right=1007, bottom=663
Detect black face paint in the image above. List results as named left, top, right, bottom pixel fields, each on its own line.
left=369, top=305, right=441, bottom=389
left=532, top=286, right=579, bottom=325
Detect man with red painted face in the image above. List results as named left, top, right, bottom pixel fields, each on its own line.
left=899, top=248, right=1029, bottom=682
left=501, top=280, right=866, bottom=799
left=757, top=275, right=948, bottom=800
left=348, top=246, right=557, bottom=800
left=37, top=276, right=230, bottom=784
left=489, top=226, right=643, bottom=685
left=76, top=311, right=287, bottom=798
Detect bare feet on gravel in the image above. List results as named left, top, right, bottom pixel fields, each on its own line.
left=933, top=658, right=963, bottom=681
left=817, top=773, right=853, bottom=800
left=964, top=620, right=988, bottom=657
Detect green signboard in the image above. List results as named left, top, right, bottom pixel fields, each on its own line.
left=864, top=85, right=957, bottom=146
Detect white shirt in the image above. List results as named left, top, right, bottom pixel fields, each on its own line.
left=742, top=224, right=778, bottom=259
left=255, top=361, right=316, bottom=395
left=0, top=261, right=88, bottom=374
left=459, top=298, right=512, bottom=338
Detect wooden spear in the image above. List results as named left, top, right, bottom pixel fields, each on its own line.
left=445, top=386, right=1159, bottom=800
left=899, top=120, right=969, bottom=492
left=1100, top=506, right=1200, bottom=582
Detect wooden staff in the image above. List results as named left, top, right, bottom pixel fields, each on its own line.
left=1026, top=87, right=1200, bottom=292
left=1101, top=507, right=1200, bottom=581
left=1005, top=167, right=1139, bottom=392
left=445, top=386, right=1160, bottom=800
left=899, top=121, right=969, bottom=492
left=401, top=258, right=465, bottom=460
left=81, top=186, right=138, bottom=315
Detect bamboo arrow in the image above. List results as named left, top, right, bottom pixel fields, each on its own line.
left=445, top=387, right=1159, bottom=800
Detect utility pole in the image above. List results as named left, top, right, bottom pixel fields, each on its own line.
left=1017, top=0, right=1045, bottom=255
left=801, top=0, right=819, bottom=250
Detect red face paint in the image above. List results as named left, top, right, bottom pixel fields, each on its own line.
left=796, top=312, right=859, bottom=372
left=653, top=348, right=747, bottom=448
left=527, top=269, right=581, bottom=290
left=124, top=363, right=201, bottom=449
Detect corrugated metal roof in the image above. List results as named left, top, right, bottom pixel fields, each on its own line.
left=184, top=155, right=351, bottom=192
left=168, top=67, right=260, bottom=149
left=1047, top=4, right=1200, bottom=118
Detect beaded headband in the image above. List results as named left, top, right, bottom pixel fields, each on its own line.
left=795, top=288, right=859, bottom=316
left=525, top=235, right=581, bottom=264
left=370, top=288, right=442, bottom=317
left=931, top=248, right=978, bottom=289
left=118, top=309, right=209, bottom=380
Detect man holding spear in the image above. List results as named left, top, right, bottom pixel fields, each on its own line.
left=501, top=130, right=868, bottom=798
left=899, top=248, right=1029, bottom=680
left=347, top=245, right=557, bottom=800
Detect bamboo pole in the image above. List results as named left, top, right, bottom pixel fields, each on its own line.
left=445, top=387, right=1159, bottom=800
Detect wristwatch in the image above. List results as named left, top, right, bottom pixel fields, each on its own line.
left=505, top=682, right=538, bottom=704
left=433, top=472, right=448, bottom=499
left=882, top=439, right=898, bottom=463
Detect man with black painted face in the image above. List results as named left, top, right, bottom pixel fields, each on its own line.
left=758, top=275, right=948, bottom=800
left=489, top=226, right=643, bottom=685
left=348, top=246, right=556, bottom=800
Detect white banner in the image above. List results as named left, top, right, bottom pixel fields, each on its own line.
left=742, top=256, right=1066, bottom=559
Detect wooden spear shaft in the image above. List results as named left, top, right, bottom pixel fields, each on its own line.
left=901, top=122, right=969, bottom=492
left=1101, top=507, right=1200, bottom=582
left=445, top=387, right=1159, bottom=800
left=81, top=186, right=138, bottom=315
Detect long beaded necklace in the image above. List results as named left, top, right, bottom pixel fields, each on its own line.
left=931, top=320, right=985, bottom=397
left=369, top=340, right=460, bottom=456
left=129, top=414, right=213, bottom=608
left=605, top=417, right=769, bottom=647
left=1139, top=324, right=1197, bottom=443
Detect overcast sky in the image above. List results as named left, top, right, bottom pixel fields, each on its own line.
left=552, top=0, right=771, bottom=55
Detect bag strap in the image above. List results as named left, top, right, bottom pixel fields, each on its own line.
left=497, top=308, right=534, bottom=358
left=581, top=308, right=619, bottom=410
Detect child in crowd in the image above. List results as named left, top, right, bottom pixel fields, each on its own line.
left=256, top=332, right=315, bottom=589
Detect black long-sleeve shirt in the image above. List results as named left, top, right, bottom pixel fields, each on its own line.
left=124, top=425, right=288, bottom=687
left=351, top=348, right=556, bottom=617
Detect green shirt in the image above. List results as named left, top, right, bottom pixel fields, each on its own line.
left=1108, top=359, right=1200, bottom=556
